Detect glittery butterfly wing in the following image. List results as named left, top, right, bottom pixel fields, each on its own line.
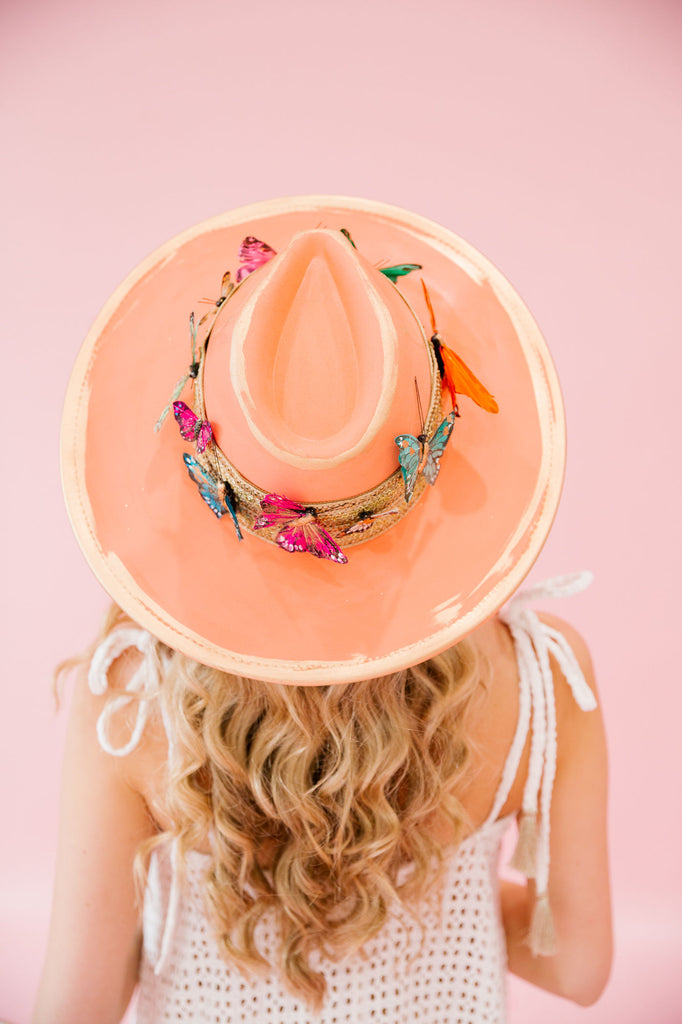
left=394, top=434, right=423, bottom=502
left=173, top=401, right=214, bottom=453
left=254, top=494, right=348, bottom=563
left=174, top=401, right=199, bottom=440
left=253, top=493, right=307, bottom=530
left=195, top=420, right=214, bottom=453
left=422, top=412, right=456, bottom=487
left=236, top=236, right=277, bottom=283
left=278, top=518, right=348, bottom=563
left=183, top=454, right=242, bottom=539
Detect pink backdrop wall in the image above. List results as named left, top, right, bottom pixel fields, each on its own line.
left=2, top=0, right=680, bottom=1020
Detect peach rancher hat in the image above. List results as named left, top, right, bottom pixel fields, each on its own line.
left=60, top=195, right=565, bottom=684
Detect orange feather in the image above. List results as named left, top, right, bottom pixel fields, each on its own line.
left=421, top=280, right=499, bottom=415
left=439, top=344, right=499, bottom=414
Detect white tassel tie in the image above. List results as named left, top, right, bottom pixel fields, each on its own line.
left=500, top=571, right=596, bottom=957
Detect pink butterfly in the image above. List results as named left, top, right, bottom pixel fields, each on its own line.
left=236, top=236, right=277, bottom=282
left=173, top=401, right=214, bottom=453
left=253, top=494, right=348, bottom=564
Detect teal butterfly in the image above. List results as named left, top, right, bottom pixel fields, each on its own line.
left=183, top=454, right=243, bottom=540
left=395, top=411, right=456, bottom=502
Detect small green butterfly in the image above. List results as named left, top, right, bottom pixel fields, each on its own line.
left=339, top=229, right=421, bottom=283
left=379, top=263, right=422, bottom=284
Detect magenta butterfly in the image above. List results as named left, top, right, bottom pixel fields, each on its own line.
left=253, top=494, right=348, bottom=564
left=173, top=401, right=214, bottom=453
left=236, top=236, right=277, bottom=282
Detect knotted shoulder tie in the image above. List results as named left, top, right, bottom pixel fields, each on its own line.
left=87, top=628, right=165, bottom=756
left=499, top=571, right=597, bottom=956
left=88, top=626, right=179, bottom=973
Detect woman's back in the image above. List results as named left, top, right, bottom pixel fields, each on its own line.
left=121, top=616, right=521, bottom=1023
left=118, top=616, right=525, bottom=842
left=36, top=598, right=609, bottom=1023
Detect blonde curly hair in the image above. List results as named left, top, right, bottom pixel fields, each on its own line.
left=67, top=605, right=483, bottom=1008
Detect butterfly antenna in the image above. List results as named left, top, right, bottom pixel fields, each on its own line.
left=414, top=376, right=425, bottom=434
left=189, top=312, right=197, bottom=363
left=340, top=227, right=357, bottom=248
left=421, top=279, right=438, bottom=337
left=154, top=372, right=186, bottom=432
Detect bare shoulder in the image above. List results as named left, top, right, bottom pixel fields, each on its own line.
left=36, top=645, right=158, bottom=1022
left=535, top=613, right=600, bottom=738
left=459, top=616, right=526, bottom=823
left=536, top=612, right=595, bottom=681
left=467, top=614, right=521, bottom=730
left=461, top=612, right=600, bottom=824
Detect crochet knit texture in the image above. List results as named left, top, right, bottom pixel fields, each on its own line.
left=89, top=574, right=595, bottom=1024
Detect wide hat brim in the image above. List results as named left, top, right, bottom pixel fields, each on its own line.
left=61, top=196, right=564, bottom=684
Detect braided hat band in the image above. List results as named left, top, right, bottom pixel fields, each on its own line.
left=187, top=272, right=446, bottom=549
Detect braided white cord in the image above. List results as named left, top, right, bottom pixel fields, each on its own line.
left=88, top=628, right=159, bottom=756
left=88, top=628, right=152, bottom=695
left=506, top=614, right=547, bottom=820
left=500, top=570, right=596, bottom=949
left=506, top=571, right=593, bottom=606
left=527, top=611, right=557, bottom=899
left=544, top=625, right=597, bottom=712
left=483, top=620, right=532, bottom=825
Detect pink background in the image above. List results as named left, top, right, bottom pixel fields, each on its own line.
left=2, top=0, right=680, bottom=1020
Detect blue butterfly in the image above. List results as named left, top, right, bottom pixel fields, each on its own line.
left=394, top=411, right=456, bottom=502
left=183, top=454, right=243, bottom=540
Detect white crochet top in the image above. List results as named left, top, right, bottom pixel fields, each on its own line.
left=89, top=574, right=597, bottom=1024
